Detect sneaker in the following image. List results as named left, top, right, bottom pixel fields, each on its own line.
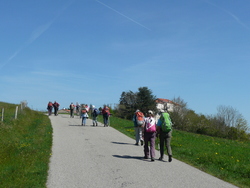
left=135, top=143, right=139, bottom=146
left=151, top=158, right=155, bottom=162
left=144, top=156, right=149, bottom=159
left=159, top=157, right=163, bottom=161
left=140, top=140, right=143, bottom=146
left=168, top=155, right=172, bottom=162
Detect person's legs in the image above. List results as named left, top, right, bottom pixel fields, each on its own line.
left=143, top=133, right=149, bottom=158
left=55, top=108, right=58, bottom=116
left=159, top=132, right=165, bottom=160
left=49, top=107, right=52, bottom=115
left=149, top=133, right=156, bottom=161
left=103, top=115, right=108, bottom=126
left=138, top=127, right=143, bottom=145
left=92, top=116, right=96, bottom=126
left=134, top=127, right=139, bottom=145
left=166, top=131, right=172, bottom=162
left=82, top=117, right=86, bottom=126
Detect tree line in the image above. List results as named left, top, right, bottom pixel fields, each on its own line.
left=113, top=87, right=250, bottom=141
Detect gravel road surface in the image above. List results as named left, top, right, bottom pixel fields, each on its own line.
left=46, top=114, right=238, bottom=188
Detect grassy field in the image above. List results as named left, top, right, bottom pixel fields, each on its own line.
left=0, top=102, right=52, bottom=188
left=1, top=105, right=249, bottom=188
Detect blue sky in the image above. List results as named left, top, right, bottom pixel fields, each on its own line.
left=0, top=0, right=249, bottom=126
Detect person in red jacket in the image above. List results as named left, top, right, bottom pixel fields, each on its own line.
left=47, top=101, right=53, bottom=116
left=102, top=105, right=110, bottom=127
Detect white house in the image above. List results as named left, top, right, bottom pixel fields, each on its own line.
left=156, top=98, right=176, bottom=112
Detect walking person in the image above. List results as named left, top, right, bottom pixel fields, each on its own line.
left=132, top=110, right=144, bottom=146
left=91, top=105, right=99, bottom=126
left=69, top=103, right=75, bottom=118
left=47, top=101, right=53, bottom=116
left=81, top=105, right=88, bottom=126
left=53, top=101, right=60, bottom=116
left=143, top=110, right=157, bottom=161
left=157, top=110, right=173, bottom=162
left=76, top=102, right=80, bottom=115
left=102, top=105, right=110, bottom=127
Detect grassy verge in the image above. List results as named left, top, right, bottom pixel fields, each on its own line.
left=0, top=103, right=52, bottom=188
left=107, top=115, right=250, bottom=188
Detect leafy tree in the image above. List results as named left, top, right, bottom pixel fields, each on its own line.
left=118, top=87, right=157, bottom=119
left=135, top=87, right=157, bottom=113
left=118, top=91, right=137, bottom=119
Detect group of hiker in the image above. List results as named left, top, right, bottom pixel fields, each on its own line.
left=133, top=109, right=173, bottom=162
left=47, top=101, right=60, bottom=116
left=70, top=103, right=110, bottom=126
left=47, top=101, right=111, bottom=127
left=81, top=105, right=111, bottom=127
left=68, top=102, right=111, bottom=126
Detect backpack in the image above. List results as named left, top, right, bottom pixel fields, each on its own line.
left=93, top=109, right=99, bottom=116
left=145, top=117, right=156, bottom=132
left=161, top=113, right=172, bottom=132
left=81, top=108, right=87, bottom=114
left=136, top=111, right=144, bottom=126
left=103, top=107, right=110, bottom=115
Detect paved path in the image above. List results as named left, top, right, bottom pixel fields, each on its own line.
left=46, top=114, right=238, bottom=188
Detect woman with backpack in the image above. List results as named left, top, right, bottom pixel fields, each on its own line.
left=132, top=109, right=144, bottom=146
left=91, top=105, right=99, bottom=126
left=47, top=101, right=53, bottom=116
left=81, top=105, right=89, bottom=126
left=143, top=110, right=157, bottom=161
left=157, top=110, right=173, bottom=162
left=102, top=105, right=110, bottom=127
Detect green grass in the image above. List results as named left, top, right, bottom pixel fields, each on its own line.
left=108, top=115, right=250, bottom=188
left=0, top=102, right=52, bottom=188
left=0, top=102, right=19, bottom=124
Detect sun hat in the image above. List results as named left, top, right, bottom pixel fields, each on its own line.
left=148, top=110, right=153, bottom=114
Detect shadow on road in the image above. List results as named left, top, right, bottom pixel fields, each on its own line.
left=111, top=141, right=134, bottom=145
left=112, top=155, right=143, bottom=160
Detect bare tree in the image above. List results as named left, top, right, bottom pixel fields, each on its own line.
left=216, top=105, right=249, bottom=132
left=170, top=97, right=189, bottom=130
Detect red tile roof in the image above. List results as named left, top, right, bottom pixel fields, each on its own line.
left=156, top=98, right=175, bottom=104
